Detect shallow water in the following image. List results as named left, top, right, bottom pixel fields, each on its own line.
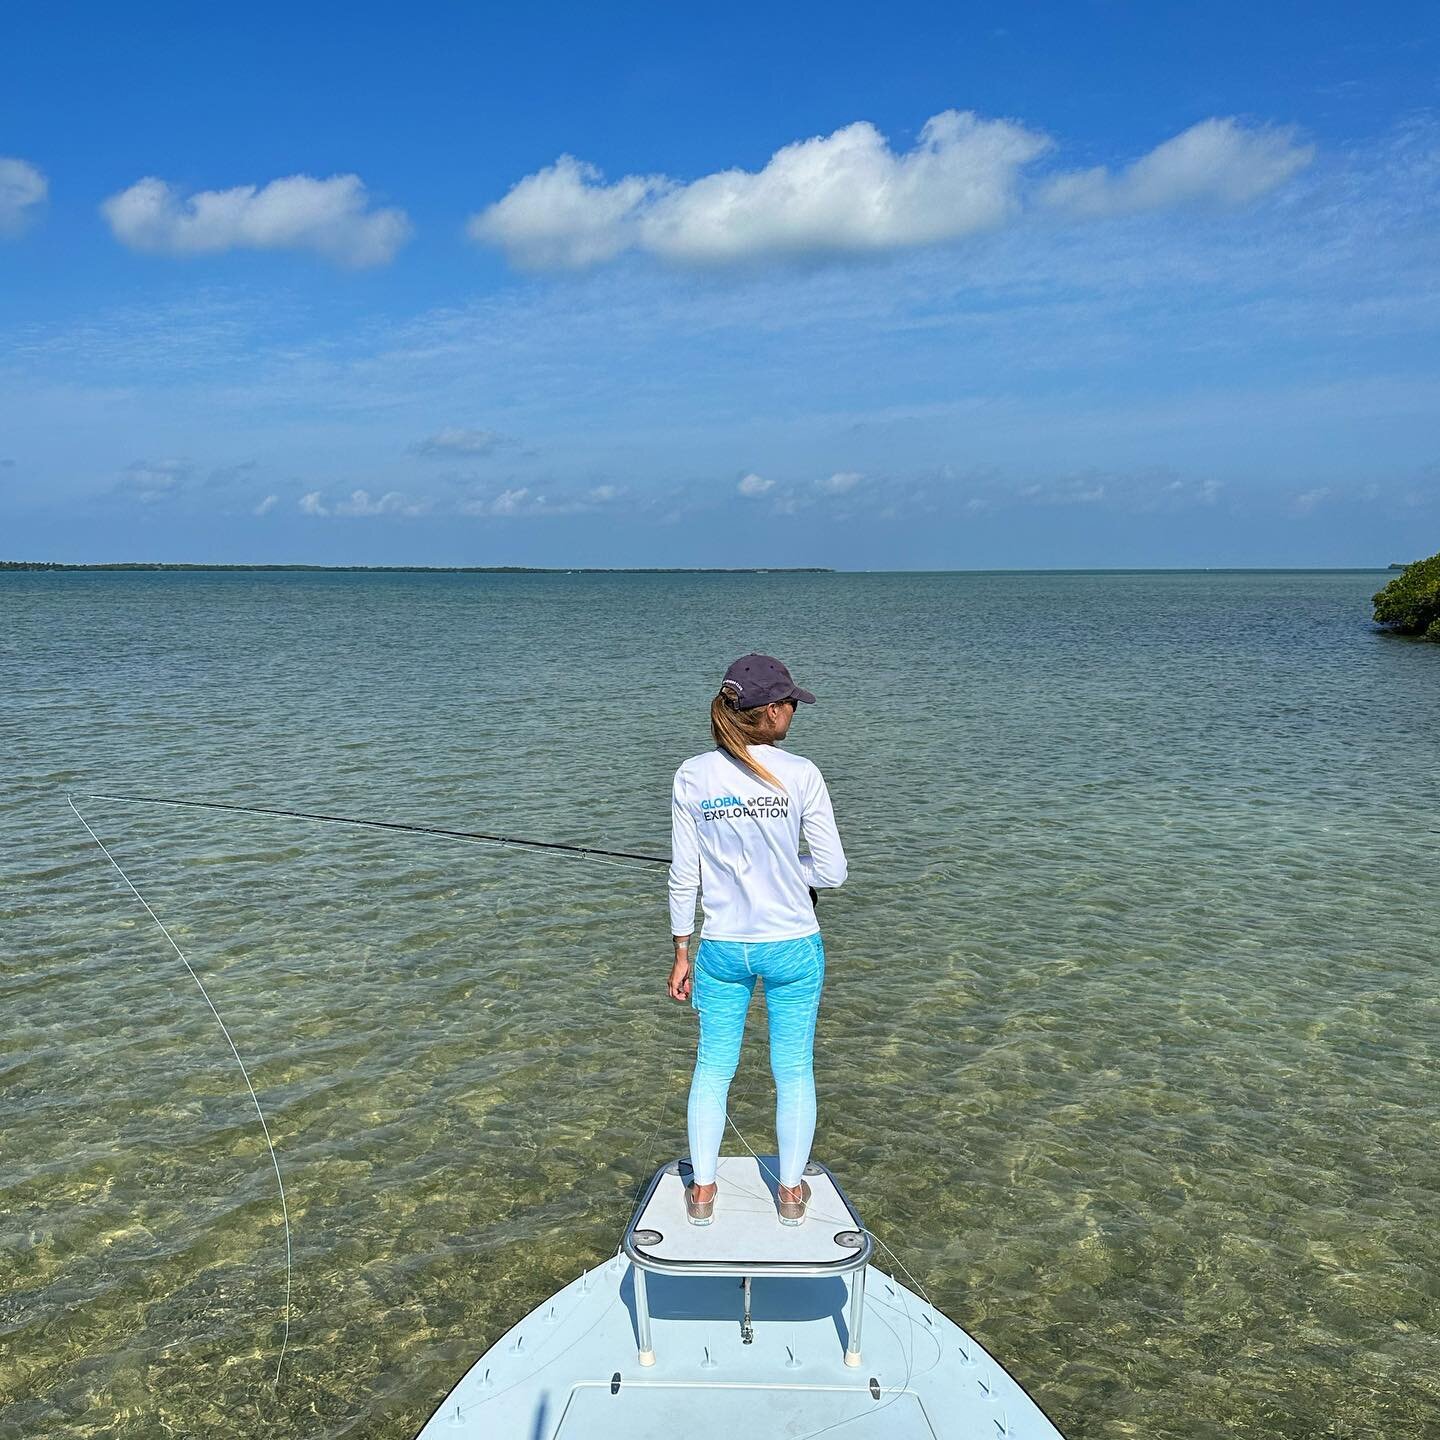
left=2, top=569, right=1437, bottom=1440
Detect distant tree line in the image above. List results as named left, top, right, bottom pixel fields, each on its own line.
left=1373, top=550, right=1440, bottom=642
left=0, top=561, right=833, bottom=574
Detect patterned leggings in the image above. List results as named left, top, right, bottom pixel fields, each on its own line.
left=686, top=932, right=826, bottom=1188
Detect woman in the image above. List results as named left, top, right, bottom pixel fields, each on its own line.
left=667, top=653, right=848, bottom=1226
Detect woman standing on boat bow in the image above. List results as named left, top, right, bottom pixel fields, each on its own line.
left=667, top=654, right=848, bottom=1226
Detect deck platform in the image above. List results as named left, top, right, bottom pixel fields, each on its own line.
left=622, top=1156, right=872, bottom=1366
left=624, top=1155, right=872, bottom=1273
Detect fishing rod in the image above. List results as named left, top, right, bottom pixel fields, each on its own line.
left=74, top=791, right=670, bottom=866
left=65, top=787, right=825, bottom=1389
left=76, top=791, right=826, bottom=901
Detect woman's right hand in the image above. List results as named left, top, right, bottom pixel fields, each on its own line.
left=667, top=953, right=692, bottom=1003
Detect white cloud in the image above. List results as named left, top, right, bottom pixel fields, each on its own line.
left=290, top=481, right=616, bottom=523
left=460, top=487, right=542, bottom=517
left=101, top=173, right=411, bottom=267
left=299, top=489, right=428, bottom=516
left=817, top=470, right=863, bottom=494
left=1292, top=486, right=1331, bottom=515
left=469, top=112, right=1314, bottom=271
left=490, top=486, right=533, bottom=516
left=0, top=158, right=47, bottom=237
left=471, top=110, right=1049, bottom=269
left=253, top=493, right=278, bottom=516
left=456, top=484, right=623, bottom=517
left=1188, top=478, right=1223, bottom=506
left=737, top=472, right=773, bottom=496
left=413, top=426, right=503, bottom=457
left=337, top=488, right=425, bottom=516
left=1042, top=119, right=1313, bottom=218
left=468, top=157, right=662, bottom=269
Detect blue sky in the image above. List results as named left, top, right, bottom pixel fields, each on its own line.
left=2, top=1, right=1437, bottom=567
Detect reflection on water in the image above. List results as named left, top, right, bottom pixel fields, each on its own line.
left=2, top=570, right=1436, bottom=1439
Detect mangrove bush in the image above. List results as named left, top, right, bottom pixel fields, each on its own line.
left=1373, top=550, right=1440, bottom=641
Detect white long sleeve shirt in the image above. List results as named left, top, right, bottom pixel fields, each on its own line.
left=669, top=744, right=848, bottom=942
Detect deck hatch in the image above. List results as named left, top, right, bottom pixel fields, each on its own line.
left=555, top=1383, right=938, bottom=1436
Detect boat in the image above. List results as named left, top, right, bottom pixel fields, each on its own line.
left=416, top=1154, right=1067, bottom=1438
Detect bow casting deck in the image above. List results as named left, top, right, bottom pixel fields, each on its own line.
left=416, top=1155, right=1067, bottom=1439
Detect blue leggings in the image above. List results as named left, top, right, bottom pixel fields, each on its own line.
left=687, top=933, right=826, bottom=1189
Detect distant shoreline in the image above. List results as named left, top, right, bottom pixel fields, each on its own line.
left=0, top=560, right=1396, bottom=575
left=0, top=561, right=834, bottom=574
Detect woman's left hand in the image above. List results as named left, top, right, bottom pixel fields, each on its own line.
left=667, top=955, right=692, bottom=1003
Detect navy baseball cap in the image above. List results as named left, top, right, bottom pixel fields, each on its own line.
left=720, top=653, right=817, bottom=708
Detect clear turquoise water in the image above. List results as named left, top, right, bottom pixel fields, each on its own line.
left=2, top=570, right=1436, bottom=1440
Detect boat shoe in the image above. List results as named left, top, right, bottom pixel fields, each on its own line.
left=685, top=1183, right=716, bottom=1226
left=777, top=1180, right=811, bottom=1226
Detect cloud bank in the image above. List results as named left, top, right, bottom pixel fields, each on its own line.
left=470, top=112, right=1313, bottom=271
left=471, top=111, right=1048, bottom=269
left=101, top=173, right=411, bottom=267
left=0, top=157, right=47, bottom=236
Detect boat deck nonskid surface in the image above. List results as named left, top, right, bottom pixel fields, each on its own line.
left=627, top=1155, right=867, bottom=1270
left=416, top=1158, right=1067, bottom=1439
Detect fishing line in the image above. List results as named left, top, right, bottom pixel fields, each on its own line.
left=76, top=791, right=668, bottom=868
left=67, top=795, right=294, bottom=1390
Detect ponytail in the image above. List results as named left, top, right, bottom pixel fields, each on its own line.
left=710, top=688, right=787, bottom=792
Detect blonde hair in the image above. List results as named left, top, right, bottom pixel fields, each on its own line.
left=710, top=688, right=787, bottom=792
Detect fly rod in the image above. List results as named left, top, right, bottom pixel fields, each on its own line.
left=75, top=791, right=670, bottom=865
